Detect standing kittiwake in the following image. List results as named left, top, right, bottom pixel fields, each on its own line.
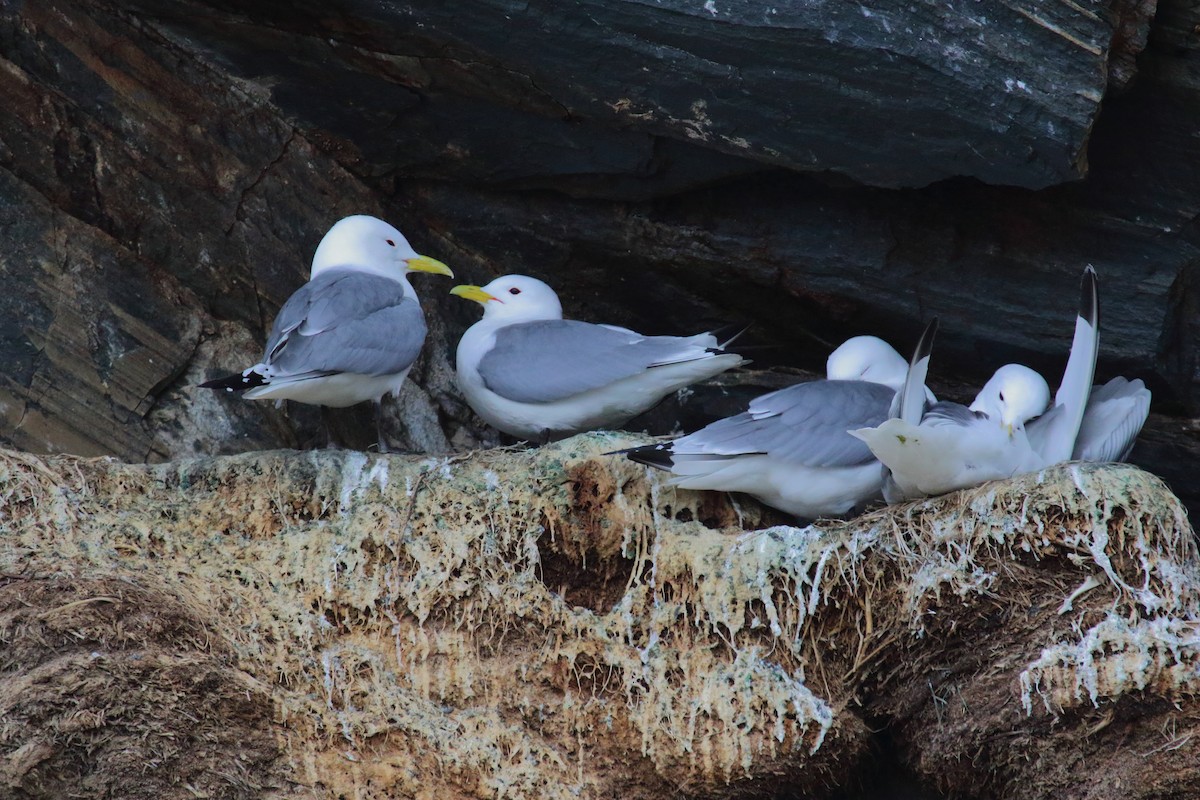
left=620, top=336, right=919, bottom=520
left=449, top=274, right=747, bottom=441
left=200, top=214, right=454, bottom=453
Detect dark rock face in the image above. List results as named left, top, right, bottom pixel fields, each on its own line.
left=135, top=0, right=1130, bottom=189
left=0, top=0, right=1197, bottom=512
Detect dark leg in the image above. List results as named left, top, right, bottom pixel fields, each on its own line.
left=374, top=399, right=389, bottom=454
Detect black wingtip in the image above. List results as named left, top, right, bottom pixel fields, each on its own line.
left=617, top=442, right=676, bottom=471
left=713, top=322, right=752, bottom=350
left=199, top=371, right=267, bottom=393
left=1079, top=264, right=1099, bottom=328
left=913, top=316, right=939, bottom=365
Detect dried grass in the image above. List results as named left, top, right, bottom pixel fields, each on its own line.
left=0, top=440, right=1195, bottom=799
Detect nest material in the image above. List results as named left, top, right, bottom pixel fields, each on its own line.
left=0, top=437, right=1196, bottom=799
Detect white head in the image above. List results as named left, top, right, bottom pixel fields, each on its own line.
left=970, top=364, right=1051, bottom=433
left=449, top=274, right=564, bottom=323
left=826, top=335, right=909, bottom=391
left=310, top=215, right=453, bottom=281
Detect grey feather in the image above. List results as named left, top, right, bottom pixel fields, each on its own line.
left=261, top=269, right=425, bottom=378
left=922, top=402, right=989, bottom=427
left=478, top=320, right=722, bottom=404
left=1073, top=377, right=1151, bottom=462
left=1026, top=377, right=1151, bottom=464
left=675, top=379, right=894, bottom=469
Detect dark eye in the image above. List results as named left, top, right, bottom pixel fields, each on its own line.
left=508, top=287, right=521, bottom=295
left=386, top=239, right=396, bottom=247
left=999, top=392, right=1006, bottom=402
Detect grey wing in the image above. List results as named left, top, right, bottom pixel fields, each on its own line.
left=263, top=270, right=426, bottom=377
left=678, top=379, right=894, bottom=468
left=1028, top=268, right=1101, bottom=466
left=922, top=401, right=988, bottom=427
left=1073, top=377, right=1151, bottom=462
left=479, top=320, right=720, bottom=403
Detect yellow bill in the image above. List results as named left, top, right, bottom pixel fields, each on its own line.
left=450, top=284, right=498, bottom=305
left=405, top=254, right=454, bottom=277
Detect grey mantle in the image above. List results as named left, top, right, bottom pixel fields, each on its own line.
left=0, top=0, right=1196, bottom=514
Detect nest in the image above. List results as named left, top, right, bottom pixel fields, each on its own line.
left=0, top=437, right=1196, bottom=799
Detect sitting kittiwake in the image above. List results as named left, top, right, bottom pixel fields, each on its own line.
left=620, top=335, right=918, bottom=520
left=850, top=319, right=1051, bottom=499
left=200, top=214, right=454, bottom=453
left=449, top=275, right=746, bottom=441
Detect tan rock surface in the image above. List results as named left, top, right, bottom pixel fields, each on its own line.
left=1, top=435, right=1198, bottom=798
left=3, top=1, right=1199, bottom=521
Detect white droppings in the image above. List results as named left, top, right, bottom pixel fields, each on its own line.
left=367, top=459, right=389, bottom=492
left=326, top=543, right=346, bottom=596
left=337, top=451, right=370, bottom=513
left=1020, top=613, right=1200, bottom=715
left=1057, top=575, right=1101, bottom=615
left=420, top=456, right=455, bottom=481
left=483, top=469, right=500, bottom=491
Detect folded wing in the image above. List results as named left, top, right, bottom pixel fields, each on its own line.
left=478, top=320, right=725, bottom=404
left=658, top=379, right=894, bottom=468
left=260, top=269, right=425, bottom=379
left=1072, top=377, right=1152, bottom=463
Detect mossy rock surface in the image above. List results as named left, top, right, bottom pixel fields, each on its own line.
left=0, top=437, right=1197, bottom=799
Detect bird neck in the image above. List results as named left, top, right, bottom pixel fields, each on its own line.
left=312, top=263, right=414, bottom=296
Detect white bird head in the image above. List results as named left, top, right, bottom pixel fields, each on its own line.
left=449, top=274, right=564, bottom=322
left=970, top=364, right=1051, bottom=435
left=310, top=215, right=453, bottom=280
left=826, top=335, right=909, bottom=391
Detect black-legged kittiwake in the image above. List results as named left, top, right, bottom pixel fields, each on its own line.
left=620, top=335, right=917, bottom=520
left=200, top=214, right=454, bottom=453
left=449, top=274, right=746, bottom=441
left=850, top=319, right=1052, bottom=499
